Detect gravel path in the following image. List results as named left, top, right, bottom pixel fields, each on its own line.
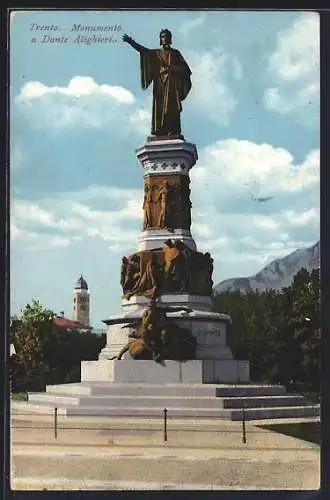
left=10, top=410, right=320, bottom=491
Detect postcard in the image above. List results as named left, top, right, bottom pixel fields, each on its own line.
left=9, top=9, right=320, bottom=491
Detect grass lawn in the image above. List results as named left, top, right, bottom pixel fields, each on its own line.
left=11, top=392, right=28, bottom=401
left=299, top=392, right=321, bottom=403
left=259, top=422, right=320, bottom=446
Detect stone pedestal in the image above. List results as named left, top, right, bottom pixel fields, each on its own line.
left=81, top=359, right=250, bottom=384
left=94, top=138, right=250, bottom=384
left=98, top=299, right=234, bottom=363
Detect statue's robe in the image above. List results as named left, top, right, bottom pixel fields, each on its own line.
left=140, top=48, right=191, bottom=136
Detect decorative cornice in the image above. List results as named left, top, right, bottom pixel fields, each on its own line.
left=136, top=140, right=198, bottom=176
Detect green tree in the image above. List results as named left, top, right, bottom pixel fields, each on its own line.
left=11, top=300, right=55, bottom=392
left=11, top=299, right=106, bottom=391
left=290, top=268, right=320, bottom=389
left=213, top=267, right=320, bottom=390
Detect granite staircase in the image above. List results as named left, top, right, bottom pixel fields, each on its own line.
left=19, top=382, right=320, bottom=421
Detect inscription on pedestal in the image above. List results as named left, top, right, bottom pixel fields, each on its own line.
left=196, top=328, right=221, bottom=336
left=192, top=322, right=227, bottom=347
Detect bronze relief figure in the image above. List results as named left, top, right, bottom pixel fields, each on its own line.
left=143, top=184, right=153, bottom=230
left=156, top=180, right=169, bottom=228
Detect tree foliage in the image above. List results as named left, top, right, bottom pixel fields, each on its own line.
left=11, top=299, right=106, bottom=392
left=214, top=268, right=320, bottom=390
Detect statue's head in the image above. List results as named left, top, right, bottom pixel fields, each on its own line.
left=160, top=29, right=172, bottom=47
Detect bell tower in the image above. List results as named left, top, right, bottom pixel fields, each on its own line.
left=72, top=275, right=90, bottom=327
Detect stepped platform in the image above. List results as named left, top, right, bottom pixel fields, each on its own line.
left=20, top=382, right=320, bottom=421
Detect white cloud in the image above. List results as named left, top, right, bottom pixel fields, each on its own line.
left=186, top=47, right=238, bottom=126
left=129, top=107, right=152, bottom=136
left=283, top=207, right=319, bottom=227
left=11, top=202, right=84, bottom=232
left=253, top=215, right=279, bottom=230
left=179, top=14, right=207, bottom=37
left=61, top=185, right=142, bottom=202
left=10, top=218, right=71, bottom=249
left=16, top=77, right=135, bottom=104
left=268, top=14, right=319, bottom=82
left=191, top=222, right=213, bottom=238
left=11, top=184, right=143, bottom=253
left=71, top=198, right=143, bottom=224
left=24, top=233, right=72, bottom=251
left=263, top=13, right=319, bottom=128
left=191, top=139, right=319, bottom=201
left=14, top=77, right=137, bottom=131
left=86, top=225, right=139, bottom=246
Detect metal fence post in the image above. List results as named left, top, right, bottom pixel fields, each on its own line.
left=242, top=404, right=246, bottom=444
left=163, top=408, right=168, bottom=442
left=54, top=407, right=58, bottom=439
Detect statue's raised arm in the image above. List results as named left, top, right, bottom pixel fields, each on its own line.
left=122, top=29, right=192, bottom=140
left=122, top=34, right=148, bottom=54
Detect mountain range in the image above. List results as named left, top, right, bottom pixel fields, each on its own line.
left=214, top=241, right=320, bottom=294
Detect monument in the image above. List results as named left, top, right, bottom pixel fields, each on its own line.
left=22, top=31, right=319, bottom=420
left=82, top=29, right=250, bottom=384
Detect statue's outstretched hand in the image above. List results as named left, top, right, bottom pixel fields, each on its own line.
left=122, top=34, right=133, bottom=44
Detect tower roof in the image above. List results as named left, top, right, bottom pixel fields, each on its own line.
left=74, top=275, right=88, bottom=290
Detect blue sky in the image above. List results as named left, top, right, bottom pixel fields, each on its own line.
left=10, top=10, right=320, bottom=327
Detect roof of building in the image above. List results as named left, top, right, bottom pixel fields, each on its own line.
left=54, top=316, right=90, bottom=330
left=74, top=275, right=88, bottom=290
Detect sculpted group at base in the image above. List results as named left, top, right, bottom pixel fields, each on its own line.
left=120, top=241, right=214, bottom=301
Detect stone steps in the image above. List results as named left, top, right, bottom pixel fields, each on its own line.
left=44, top=382, right=288, bottom=398
left=19, top=400, right=320, bottom=420
left=223, top=395, right=310, bottom=409
left=28, top=392, right=310, bottom=410
left=21, top=381, right=320, bottom=421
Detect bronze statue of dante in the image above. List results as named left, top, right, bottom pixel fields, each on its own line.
left=123, top=29, right=191, bottom=138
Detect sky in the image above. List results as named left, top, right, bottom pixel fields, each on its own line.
left=10, top=10, right=320, bottom=327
